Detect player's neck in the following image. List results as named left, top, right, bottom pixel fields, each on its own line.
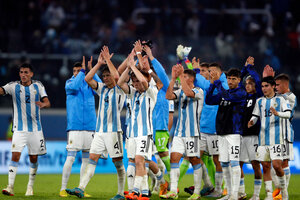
left=21, top=80, right=32, bottom=86
left=266, top=92, right=275, bottom=98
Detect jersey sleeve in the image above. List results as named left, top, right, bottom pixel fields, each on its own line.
left=38, top=82, right=48, bottom=98
left=127, top=85, right=137, bottom=99
left=2, top=82, right=15, bottom=95
left=173, top=89, right=182, bottom=101
left=252, top=98, right=261, bottom=117
left=169, top=100, right=175, bottom=113
left=281, top=97, right=292, bottom=112
left=94, top=82, right=105, bottom=96
left=192, top=87, right=203, bottom=100
left=146, top=84, right=158, bottom=100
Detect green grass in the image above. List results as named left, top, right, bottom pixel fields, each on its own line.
left=0, top=174, right=300, bottom=199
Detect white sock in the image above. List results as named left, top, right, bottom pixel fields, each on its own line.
left=127, top=162, right=135, bottom=192
left=215, top=172, right=223, bottom=193
left=253, top=179, right=262, bottom=197
left=155, top=154, right=166, bottom=176
left=193, top=164, right=203, bottom=195
left=133, top=176, right=143, bottom=194
left=283, top=167, right=291, bottom=189
left=231, top=162, right=241, bottom=199
left=239, top=177, right=245, bottom=194
left=271, top=167, right=280, bottom=188
left=221, top=163, right=231, bottom=196
left=8, top=161, right=19, bottom=187
left=170, top=163, right=179, bottom=194
left=80, top=152, right=89, bottom=181
left=278, top=175, right=288, bottom=199
left=114, top=160, right=126, bottom=195
left=148, top=168, right=157, bottom=190
left=28, top=162, right=38, bottom=188
left=155, top=170, right=165, bottom=185
left=264, top=180, right=273, bottom=198
left=79, top=159, right=97, bottom=190
left=202, top=163, right=212, bottom=188
left=61, top=156, right=75, bottom=190
left=141, top=175, right=149, bottom=196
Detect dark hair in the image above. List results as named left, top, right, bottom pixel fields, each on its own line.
left=200, top=62, right=209, bottom=68
left=275, top=73, right=289, bottom=82
left=19, top=63, right=33, bottom=72
left=73, top=62, right=82, bottom=68
left=262, top=76, right=276, bottom=86
left=100, top=65, right=110, bottom=74
left=227, top=68, right=241, bottom=78
left=184, top=69, right=196, bottom=79
left=130, top=70, right=150, bottom=81
left=209, top=62, right=222, bottom=70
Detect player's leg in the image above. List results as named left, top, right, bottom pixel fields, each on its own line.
left=127, top=159, right=136, bottom=194
left=260, top=145, right=273, bottom=200
left=149, top=160, right=168, bottom=195
left=112, top=157, right=126, bottom=200
left=179, top=156, right=190, bottom=183
left=218, top=135, right=231, bottom=198
left=80, top=131, right=94, bottom=183
left=188, top=156, right=203, bottom=200
left=156, top=131, right=171, bottom=176
left=238, top=136, right=248, bottom=200
left=60, top=151, right=77, bottom=196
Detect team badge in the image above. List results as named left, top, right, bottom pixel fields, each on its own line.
left=273, top=102, right=278, bottom=107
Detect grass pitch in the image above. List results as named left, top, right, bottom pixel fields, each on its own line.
left=0, top=174, right=300, bottom=199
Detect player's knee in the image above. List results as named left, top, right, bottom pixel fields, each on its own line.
left=272, top=163, right=282, bottom=172
left=113, top=160, right=124, bottom=169
left=29, top=155, right=38, bottom=163
left=221, top=162, right=230, bottom=168
left=11, top=152, right=21, bottom=162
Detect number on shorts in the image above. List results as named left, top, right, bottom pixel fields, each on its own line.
left=158, top=138, right=166, bottom=147
left=186, top=141, right=194, bottom=150
left=40, top=139, right=44, bottom=148
left=282, top=144, right=287, bottom=153
left=141, top=140, right=146, bottom=149
left=114, top=142, right=119, bottom=149
left=272, top=145, right=281, bottom=154
left=231, top=146, right=239, bottom=154
left=254, top=144, right=258, bottom=152
left=212, top=140, right=218, bottom=149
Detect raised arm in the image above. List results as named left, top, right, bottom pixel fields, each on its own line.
left=102, top=46, right=118, bottom=83
left=131, top=63, right=148, bottom=90
left=134, top=40, right=144, bottom=69
left=178, top=65, right=195, bottom=98
left=118, top=48, right=134, bottom=74
left=166, top=65, right=180, bottom=100
left=117, top=66, right=131, bottom=94
left=205, top=83, right=221, bottom=105
left=85, top=52, right=105, bottom=89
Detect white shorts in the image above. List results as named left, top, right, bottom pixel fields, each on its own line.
left=12, top=131, right=46, bottom=155
left=171, top=136, right=200, bottom=157
left=282, top=140, right=293, bottom=161
left=126, top=136, right=153, bottom=160
left=257, top=144, right=283, bottom=162
left=200, top=133, right=219, bottom=155
left=240, top=136, right=260, bottom=162
left=219, top=134, right=241, bottom=162
left=66, top=131, right=94, bottom=151
left=90, top=132, right=123, bottom=159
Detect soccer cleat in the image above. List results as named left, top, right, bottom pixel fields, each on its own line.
left=249, top=195, right=260, bottom=200
left=84, top=192, right=92, bottom=197
left=2, top=186, right=14, bottom=196
left=159, top=181, right=169, bottom=196
left=238, top=192, right=247, bottom=200
left=124, top=191, right=130, bottom=196
left=207, top=190, right=222, bottom=198
left=160, top=191, right=178, bottom=199
left=274, top=193, right=282, bottom=200
left=200, top=185, right=214, bottom=196
left=184, top=186, right=194, bottom=195
left=217, top=194, right=230, bottom=200
left=65, top=187, right=84, bottom=198
left=25, top=186, right=33, bottom=196
left=126, top=192, right=139, bottom=200
left=139, top=194, right=150, bottom=200
left=111, top=194, right=125, bottom=200
left=187, top=193, right=201, bottom=200
left=59, top=189, right=68, bottom=197
left=273, top=188, right=281, bottom=198
left=222, top=188, right=228, bottom=196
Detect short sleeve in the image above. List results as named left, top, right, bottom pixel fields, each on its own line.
left=169, top=100, right=174, bottom=113
left=192, top=87, right=203, bottom=100
left=252, top=98, right=261, bottom=117
left=173, top=89, right=182, bottom=101
left=127, top=85, right=137, bottom=99
left=37, top=82, right=48, bottom=98
left=281, top=97, right=291, bottom=112
left=2, top=82, right=14, bottom=95
left=94, top=82, right=106, bottom=95
left=145, top=84, right=158, bottom=100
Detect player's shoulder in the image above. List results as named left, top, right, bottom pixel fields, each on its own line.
left=193, top=86, right=203, bottom=93
left=5, top=81, right=19, bottom=86
left=32, top=80, right=45, bottom=87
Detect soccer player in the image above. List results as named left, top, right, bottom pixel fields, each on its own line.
left=206, top=68, right=247, bottom=200
left=162, top=64, right=204, bottom=200
left=59, top=56, right=101, bottom=197
left=66, top=46, right=126, bottom=200
left=117, top=52, right=162, bottom=200
left=1, top=63, right=50, bottom=196
left=248, top=76, right=291, bottom=200
left=272, top=74, right=297, bottom=199
left=239, top=57, right=263, bottom=200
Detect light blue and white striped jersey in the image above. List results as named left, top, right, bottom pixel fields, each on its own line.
left=94, top=82, right=126, bottom=133
left=281, top=92, right=297, bottom=142
left=174, top=87, right=204, bottom=137
left=2, top=80, right=47, bottom=132
left=127, top=85, right=158, bottom=138
left=252, top=94, right=291, bottom=146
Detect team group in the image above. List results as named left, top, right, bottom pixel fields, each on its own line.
left=0, top=41, right=296, bottom=200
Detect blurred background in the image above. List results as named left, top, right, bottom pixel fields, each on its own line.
left=0, top=0, right=299, bottom=174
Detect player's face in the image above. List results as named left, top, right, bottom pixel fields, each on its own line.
left=19, top=67, right=33, bottom=84
left=131, top=76, right=145, bottom=92
left=183, top=73, right=194, bottom=85
left=102, top=71, right=113, bottom=86
left=227, top=76, right=240, bottom=89
left=275, top=80, right=288, bottom=94
left=262, top=82, right=275, bottom=97
left=73, top=67, right=82, bottom=77
left=200, top=66, right=209, bottom=80
left=245, top=79, right=256, bottom=94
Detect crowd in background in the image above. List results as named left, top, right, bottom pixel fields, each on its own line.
left=0, top=0, right=300, bottom=108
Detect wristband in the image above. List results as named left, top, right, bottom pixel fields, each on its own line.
left=148, top=69, right=153, bottom=74
left=80, top=69, right=86, bottom=73
left=136, top=52, right=141, bottom=55
left=193, top=68, right=200, bottom=74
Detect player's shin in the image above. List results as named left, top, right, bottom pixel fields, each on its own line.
left=80, top=152, right=89, bottom=181
left=231, top=161, right=241, bottom=199
left=8, top=161, right=19, bottom=188
left=127, top=162, right=136, bottom=193
left=170, top=163, right=180, bottom=194
left=61, top=153, right=76, bottom=190
left=193, top=164, right=203, bottom=195
left=221, top=162, right=232, bottom=196
left=28, top=162, right=38, bottom=188
left=113, top=160, right=126, bottom=195
left=78, top=159, right=97, bottom=190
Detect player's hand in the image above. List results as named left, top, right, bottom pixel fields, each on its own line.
left=87, top=56, right=93, bottom=70
left=248, top=120, right=254, bottom=128
left=210, top=69, right=219, bottom=83
left=270, top=107, right=278, bottom=116
left=192, top=57, right=200, bottom=69
left=97, top=52, right=105, bottom=65
left=127, top=53, right=136, bottom=68
left=171, top=65, right=179, bottom=80
left=177, top=64, right=184, bottom=76
left=245, top=56, right=254, bottom=66
left=134, top=40, right=143, bottom=54
left=263, top=65, right=275, bottom=78
left=36, top=101, right=47, bottom=108
left=82, top=56, right=86, bottom=70
left=102, top=46, right=114, bottom=61
left=143, top=45, right=154, bottom=60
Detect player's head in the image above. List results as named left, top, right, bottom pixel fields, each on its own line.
left=245, top=76, right=256, bottom=94
left=183, top=69, right=196, bottom=85
left=261, top=76, right=276, bottom=97
left=208, top=62, right=222, bottom=80
left=275, top=73, right=289, bottom=94
left=73, top=62, right=82, bottom=77
left=200, top=62, right=209, bottom=80
left=226, top=68, right=241, bottom=89
left=130, top=70, right=150, bottom=92
left=100, top=66, right=114, bottom=87
left=19, top=63, right=33, bottom=84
